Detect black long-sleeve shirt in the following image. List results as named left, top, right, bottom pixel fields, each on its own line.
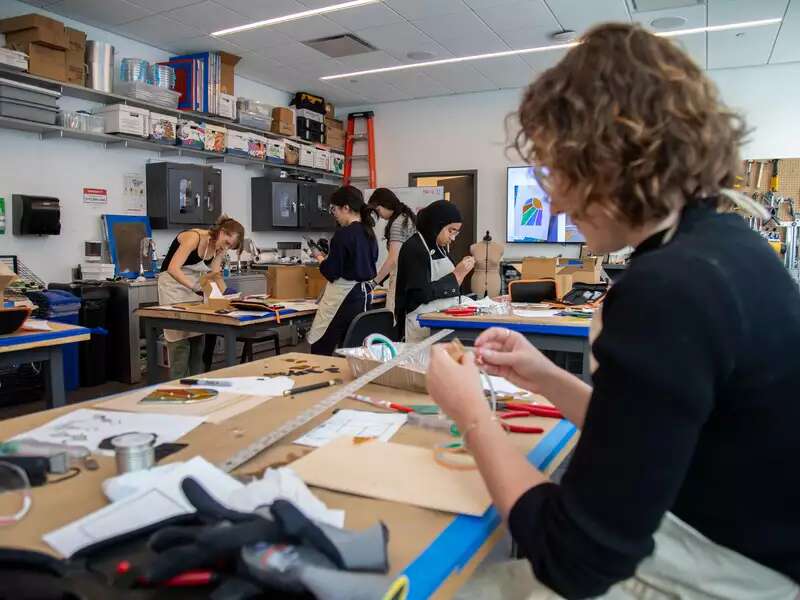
left=394, top=233, right=460, bottom=338
left=509, top=203, right=800, bottom=598
left=319, top=222, right=377, bottom=283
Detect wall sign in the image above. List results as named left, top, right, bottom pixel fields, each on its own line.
left=83, top=187, right=108, bottom=206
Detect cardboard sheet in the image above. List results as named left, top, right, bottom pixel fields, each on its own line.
left=96, top=388, right=275, bottom=424
left=291, top=437, right=492, bottom=516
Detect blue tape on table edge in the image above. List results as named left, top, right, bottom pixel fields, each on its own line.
left=400, top=418, right=577, bottom=600
left=418, top=318, right=589, bottom=337
left=0, top=326, right=92, bottom=347
left=235, top=308, right=299, bottom=322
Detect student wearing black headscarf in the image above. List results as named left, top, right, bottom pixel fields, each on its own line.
left=394, top=200, right=475, bottom=341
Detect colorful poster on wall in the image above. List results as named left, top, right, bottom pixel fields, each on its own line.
left=83, top=187, right=108, bottom=206
left=123, top=173, right=146, bottom=214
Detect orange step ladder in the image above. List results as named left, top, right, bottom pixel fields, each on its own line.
left=344, top=111, right=376, bottom=188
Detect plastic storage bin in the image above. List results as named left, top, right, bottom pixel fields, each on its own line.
left=0, top=77, right=59, bottom=107
left=0, top=98, right=58, bottom=124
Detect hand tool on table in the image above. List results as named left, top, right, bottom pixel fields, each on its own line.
left=349, top=393, right=413, bottom=413
left=139, top=388, right=218, bottom=404
left=218, top=329, right=454, bottom=473
left=180, top=378, right=232, bottom=387
left=442, top=305, right=482, bottom=317
left=496, top=401, right=563, bottom=434
left=284, top=379, right=342, bottom=396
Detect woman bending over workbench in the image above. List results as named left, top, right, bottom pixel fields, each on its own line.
left=158, top=216, right=244, bottom=379
left=427, top=23, right=800, bottom=599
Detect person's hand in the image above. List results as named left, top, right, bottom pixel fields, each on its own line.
left=426, top=345, right=492, bottom=430
left=453, top=256, right=475, bottom=282
left=311, top=250, right=326, bottom=262
left=474, top=328, right=558, bottom=395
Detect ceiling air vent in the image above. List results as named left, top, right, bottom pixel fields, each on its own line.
left=628, top=0, right=704, bottom=11
left=303, top=34, right=377, bottom=58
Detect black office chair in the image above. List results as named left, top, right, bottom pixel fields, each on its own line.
left=341, top=309, right=397, bottom=348
left=238, top=330, right=281, bottom=363
left=508, top=279, right=558, bottom=303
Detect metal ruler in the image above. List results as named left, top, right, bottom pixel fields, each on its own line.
left=218, top=328, right=454, bottom=473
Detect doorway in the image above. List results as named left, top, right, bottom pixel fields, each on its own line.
left=408, top=171, right=478, bottom=289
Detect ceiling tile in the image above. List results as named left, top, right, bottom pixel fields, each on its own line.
left=413, top=10, right=498, bottom=41
left=326, top=3, right=406, bottom=30
left=495, top=25, right=555, bottom=49
left=384, top=0, right=468, bottom=20
left=354, top=22, right=452, bottom=62
left=632, top=4, right=705, bottom=32
left=214, top=0, right=305, bottom=19
left=770, top=0, right=800, bottom=63
left=436, top=30, right=509, bottom=55
left=161, top=1, right=247, bottom=34
left=518, top=46, right=569, bottom=72
left=257, top=39, right=331, bottom=66
left=272, top=15, right=347, bottom=41
left=128, top=0, right=201, bottom=11
left=545, top=0, right=630, bottom=33
left=316, top=81, right=369, bottom=105
left=667, top=31, right=705, bottom=69
left=472, top=54, right=534, bottom=87
left=47, top=0, right=151, bottom=27
left=220, top=27, right=295, bottom=51
left=708, top=0, right=789, bottom=25
left=17, top=0, right=61, bottom=6
left=471, top=0, right=559, bottom=33
left=344, top=77, right=410, bottom=102
left=334, top=50, right=402, bottom=71
left=425, top=62, right=497, bottom=93
left=708, top=23, right=781, bottom=69
left=114, top=14, right=203, bottom=47
left=169, top=34, right=248, bottom=55
left=376, top=70, right=453, bottom=98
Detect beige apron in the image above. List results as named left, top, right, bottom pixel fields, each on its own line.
left=386, top=265, right=398, bottom=315
left=405, top=233, right=461, bottom=343
left=307, top=278, right=367, bottom=345
left=157, top=258, right=209, bottom=343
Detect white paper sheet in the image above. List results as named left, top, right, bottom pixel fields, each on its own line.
left=22, top=319, right=52, bottom=331
left=513, top=309, right=560, bottom=318
left=44, top=457, right=242, bottom=557
left=294, top=410, right=407, bottom=448
left=193, top=376, right=294, bottom=397
left=12, top=408, right=204, bottom=452
left=482, top=374, right=530, bottom=396
left=209, top=281, right=224, bottom=298
left=227, top=310, right=272, bottom=317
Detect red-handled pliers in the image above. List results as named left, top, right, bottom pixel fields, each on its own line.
left=496, top=402, right=563, bottom=434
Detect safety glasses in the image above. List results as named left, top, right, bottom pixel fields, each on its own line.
left=0, top=461, right=32, bottom=526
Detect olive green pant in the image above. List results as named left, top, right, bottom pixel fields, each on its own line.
left=167, top=335, right=205, bottom=380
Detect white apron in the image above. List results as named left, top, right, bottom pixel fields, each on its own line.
left=386, top=264, right=398, bottom=315
left=157, top=259, right=209, bottom=343
left=307, top=278, right=370, bottom=345
left=405, top=233, right=462, bottom=343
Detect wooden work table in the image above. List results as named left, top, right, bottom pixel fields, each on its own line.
left=0, top=321, right=90, bottom=408
left=0, top=352, right=576, bottom=599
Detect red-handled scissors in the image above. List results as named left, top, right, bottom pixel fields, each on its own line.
left=496, top=401, right=563, bottom=434
left=443, top=306, right=479, bottom=316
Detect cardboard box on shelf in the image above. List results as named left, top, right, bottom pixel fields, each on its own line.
left=267, top=139, right=285, bottom=164
left=66, top=63, right=84, bottom=85
left=324, top=101, right=334, bottom=117
left=330, top=152, right=344, bottom=175
left=101, top=104, right=149, bottom=137
left=149, top=112, right=177, bottom=145
left=324, top=117, right=343, bottom=130
left=9, top=42, right=66, bottom=81
left=299, top=145, right=315, bottom=167
left=217, top=93, right=236, bottom=119
left=219, top=52, right=240, bottom=95
left=325, top=126, right=345, bottom=151
left=305, top=265, right=326, bottom=299
left=248, top=134, right=267, bottom=160
left=314, top=147, right=330, bottom=171
left=226, top=129, right=249, bottom=156
left=177, top=119, right=205, bottom=149
left=65, top=27, right=85, bottom=53
left=284, top=140, right=300, bottom=165
left=267, top=265, right=307, bottom=300
left=0, top=14, right=68, bottom=50
left=296, top=108, right=324, bottom=123
left=271, top=106, right=295, bottom=136
left=204, top=123, right=226, bottom=153
left=558, top=257, right=602, bottom=285
left=521, top=257, right=559, bottom=280
left=292, top=91, right=325, bottom=113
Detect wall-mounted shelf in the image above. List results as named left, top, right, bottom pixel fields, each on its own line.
left=0, top=65, right=341, bottom=152
left=0, top=114, right=342, bottom=180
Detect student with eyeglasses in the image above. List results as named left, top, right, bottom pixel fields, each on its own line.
left=394, top=199, right=475, bottom=342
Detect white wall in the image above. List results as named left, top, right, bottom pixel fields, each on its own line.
left=0, top=0, right=304, bottom=284
left=346, top=60, right=800, bottom=260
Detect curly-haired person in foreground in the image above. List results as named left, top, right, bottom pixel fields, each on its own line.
left=428, top=23, right=800, bottom=600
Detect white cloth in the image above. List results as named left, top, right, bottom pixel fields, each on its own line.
left=307, top=278, right=359, bottom=345
left=405, top=232, right=461, bottom=342
left=157, top=254, right=209, bottom=343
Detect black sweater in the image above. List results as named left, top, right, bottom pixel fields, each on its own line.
left=394, top=233, right=460, bottom=338
left=509, top=203, right=800, bottom=598
left=319, top=222, right=377, bottom=284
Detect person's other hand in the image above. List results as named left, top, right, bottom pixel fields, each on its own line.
left=426, top=345, right=491, bottom=430
left=454, top=256, right=475, bottom=282
left=312, top=250, right=326, bottom=261
left=474, top=328, right=557, bottom=395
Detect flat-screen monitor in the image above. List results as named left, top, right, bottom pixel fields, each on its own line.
left=506, top=166, right=585, bottom=243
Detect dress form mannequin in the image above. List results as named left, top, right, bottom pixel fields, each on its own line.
left=470, top=231, right=504, bottom=297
